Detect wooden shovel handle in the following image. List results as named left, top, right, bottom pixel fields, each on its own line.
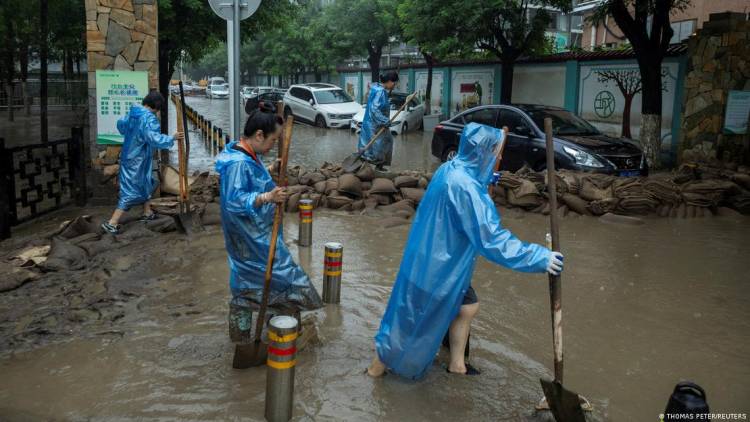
left=358, top=91, right=417, bottom=156
left=544, top=117, right=563, bottom=383
left=252, top=116, right=295, bottom=350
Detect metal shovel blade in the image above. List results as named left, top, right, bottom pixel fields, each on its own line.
left=342, top=153, right=365, bottom=173
left=232, top=341, right=269, bottom=369
left=540, top=378, right=587, bottom=422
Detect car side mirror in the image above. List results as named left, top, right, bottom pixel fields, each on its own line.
left=515, top=125, right=531, bottom=136
left=308, top=99, right=315, bottom=106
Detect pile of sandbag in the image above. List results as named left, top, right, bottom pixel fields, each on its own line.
left=282, top=163, right=428, bottom=224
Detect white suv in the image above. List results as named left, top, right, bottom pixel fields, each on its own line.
left=283, top=83, right=362, bottom=128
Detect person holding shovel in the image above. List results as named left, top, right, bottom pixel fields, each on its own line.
left=357, top=71, right=399, bottom=170
left=101, top=91, right=184, bottom=235
left=367, top=123, right=564, bottom=379
left=215, top=109, right=323, bottom=345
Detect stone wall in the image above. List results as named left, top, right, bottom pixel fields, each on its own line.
left=84, top=0, right=158, bottom=203
left=680, top=12, right=750, bottom=165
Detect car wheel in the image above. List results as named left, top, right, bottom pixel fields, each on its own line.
left=315, top=115, right=327, bottom=128
left=442, top=147, right=457, bottom=162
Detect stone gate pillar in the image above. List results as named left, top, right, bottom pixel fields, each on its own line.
left=84, top=0, right=159, bottom=202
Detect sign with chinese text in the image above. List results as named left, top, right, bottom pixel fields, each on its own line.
left=723, top=90, right=750, bottom=135
left=96, top=70, right=149, bottom=145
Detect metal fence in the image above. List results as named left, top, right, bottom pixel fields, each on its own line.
left=0, top=127, right=86, bottom=239
left=0, top=79, right=88, bottom=108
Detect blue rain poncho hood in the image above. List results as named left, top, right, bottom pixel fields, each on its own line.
left=215, top=142, right=323, bottom=311
left=116, top=104, right=174, bottom=210
left=374, top=123, right=551, bottom=380
left=357, top=83, right=394, bottom=165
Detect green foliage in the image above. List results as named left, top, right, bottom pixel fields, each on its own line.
left=397, top=0, right=466, bottom=59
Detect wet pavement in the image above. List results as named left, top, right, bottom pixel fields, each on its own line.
left=166, top=97, right=439, bottom=174
left=1, top=98, right=749, bottom=421
left=1, top=202, right=749, bottom=421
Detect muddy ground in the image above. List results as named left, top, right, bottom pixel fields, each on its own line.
left=1, top=202, right=749, bottom=421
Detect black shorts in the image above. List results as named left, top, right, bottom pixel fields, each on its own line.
left=462, top=286, right=478, bottom=305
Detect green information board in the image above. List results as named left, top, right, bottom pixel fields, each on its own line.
left=723, top=90, right=750, bottom=135
left=96, top=70, right=149, bottom=144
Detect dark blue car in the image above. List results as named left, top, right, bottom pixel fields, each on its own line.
left=431, top=104, right=647, bottom=176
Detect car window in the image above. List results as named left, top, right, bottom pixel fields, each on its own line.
left=290, top=87, right=305, bottom=100
left=523, top=108, right=599, bottom=136
left=314, top=89, right=353, bottom=104
left=462, top=108, right=498, bottom=127
left=498, top=110, right=529, bottom=134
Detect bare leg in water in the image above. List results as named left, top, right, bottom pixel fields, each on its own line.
left=447, top=302, right=478, bottom=374
left=367, top=302, right=479, bottom=377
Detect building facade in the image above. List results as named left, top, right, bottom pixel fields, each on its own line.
left=574, top=0, right=749, bottom=50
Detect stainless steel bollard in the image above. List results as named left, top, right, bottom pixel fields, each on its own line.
left=323, top=242, right=343, bottom=304
left=265, top=315, right=298, bottom=422
left=298, top=199, right=313, bottom=247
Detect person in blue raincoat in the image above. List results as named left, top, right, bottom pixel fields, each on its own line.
left=102, top=91, right=183, bottom=234
left=215, top=108, right=323, bottom=323
left=367, top=123, right=565, bottom=379
left=357, top=71, right=399, bottom=170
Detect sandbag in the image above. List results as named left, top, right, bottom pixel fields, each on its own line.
left=286, top=192, right=302, bottom=212
left=370, top=193, right=393, bottom=205
left=308, top=193, right=323, bottom=209
left=41, top=238, right=87, bottom=271
left=355, top=164, right=376, bottom=181
left=400, top=188, right=425, bottom=204
left=300, top=171, right=325, bottom=186
left=286, top=184, right=310, bottom=195
left=0, top=262, right=40, bottom=292
left=57, top=215, right=100, bottom=239
left=588, top=198, right=620, bottom=216
left=145, top=215, right=177, bottom=233
left=370, top=178, right=397, bottom=194
left=580, top=177, right=613, bottom=201
left=394, top=175, right=419, bottom=188
left=313, top=181, right=327, bottom=194
left=326, top=195, right=353, bottom=209
left=418, top=177, right=428, bottom=189
left=324, top=178, right=339, bottom=195
left=561, top=193, right=591, bottom=216
left=351, top=199, right=366, bottom=211
left=361, top=181, right=372, bottom=191
left=338, top=174, right=363, bottom=198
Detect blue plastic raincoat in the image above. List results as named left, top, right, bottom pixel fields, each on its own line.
left=374, top=123, right=551, bottom=380
left=116, top=105, right=174, bottom=210
left=215, top=142, right=323, bottom=311
left=357, top=83, right=393, bottom=165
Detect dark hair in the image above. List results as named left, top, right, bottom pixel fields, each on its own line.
left=142, top=90, right=165, bottom=111
left=380, top=71, right=400, bottom=83
left=243, top=108, right=282, bottom=138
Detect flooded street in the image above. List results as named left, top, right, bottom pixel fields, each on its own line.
left=1, top=204, right=749, bottom=420
left=166, top=97, right=439, bottom=174
left=1, top=99, right=749, bottom=421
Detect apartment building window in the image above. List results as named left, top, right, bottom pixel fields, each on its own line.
left=670, top=19, right=696, bottom=43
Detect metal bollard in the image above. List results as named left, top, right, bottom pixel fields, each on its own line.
left=298, top=199, right=313, bottom=247
left=323, top=242, right=343, bottom=304
left=265, top=315, right=298, bottom=422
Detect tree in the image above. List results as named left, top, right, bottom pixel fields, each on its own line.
left=0, top=0, right=18, bottom=121
left=590, top=0, right=690, bottom=168
left=454, top=0, right=572, bottom=104
left=323, top=0, right=401, bottom=82
left=398, top=0, right=463, bottom=115
left=157, top=0, right=294, bottom=132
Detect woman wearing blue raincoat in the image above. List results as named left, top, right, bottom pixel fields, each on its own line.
left=102, top=91, right=183, bottom=234
left=215, top=109, right=323, bottom=323
left=357, top=72, right=399, bottom=170
left=367, top=123, right=565, bottom=380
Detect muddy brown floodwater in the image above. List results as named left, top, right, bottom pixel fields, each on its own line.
left=1, top=203, right=749, bottom=421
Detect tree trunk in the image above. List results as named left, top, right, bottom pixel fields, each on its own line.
left=368, top=48, right=382, bottom=83
left=638, top=58, right=663, bottom=168
left=622, top=94, right=633, bottom=139
left=40, top=0, right=48, bottom=143
left=499, top=57, right=516, bottom=105
left=158, top=41, right=172, bottom=136
left=423, top=52, right=434, bottom=116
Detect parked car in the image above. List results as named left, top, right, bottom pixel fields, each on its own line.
left=283, top=83, right=362, bottom=128
left=245, top=91, right=286, bottom=114
left=350, top=92, right=425, bottom=135
left=240, top=86, right=256, bottom=104
left=431, top=104, right=647, bottom=176
left=206, top=82, right=229, bottom=99
left=241, top=86, right=277, bottom=105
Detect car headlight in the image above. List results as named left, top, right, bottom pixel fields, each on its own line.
left=563, top=146, right=604, bottom=168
